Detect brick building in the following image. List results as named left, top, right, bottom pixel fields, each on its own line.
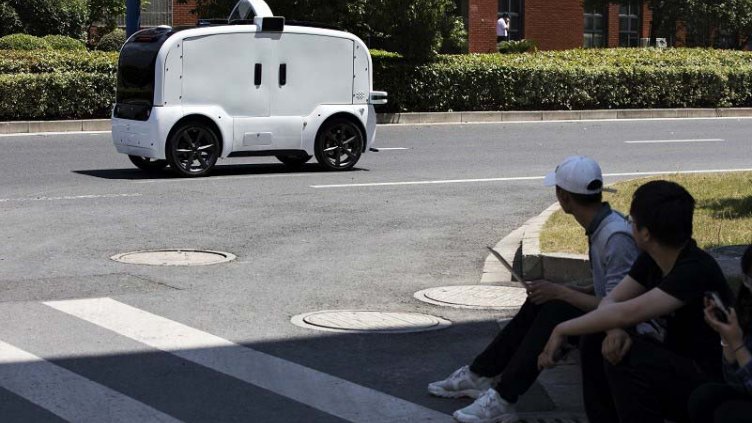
left=140, top=0, right=653, bottom=52
left=466, top=0, right=653, bottom=52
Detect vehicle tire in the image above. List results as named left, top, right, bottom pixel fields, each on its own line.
left=314, top=118, right=363, bottom=171
left=166, top=121, right=220, bottom=177
left=128, top=155, right=168, bottom=171
left=275, top=154, right=311, bottom=168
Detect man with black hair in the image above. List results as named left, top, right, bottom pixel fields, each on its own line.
left=429, top=156, right=639, bottom=423
left=539, top=179, right=734, bottom=423
left=497, top=13, right=510, bottom=43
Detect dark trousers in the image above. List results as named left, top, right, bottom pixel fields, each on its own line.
left=497, top=36, right=509, bottom=43
left=688, top=383, right=752, bottom=423
left=469, top=299, right=583, bottom=403
left=592, top=336, right=710, bottom=423
left=580, top=333, right=620, bottom=422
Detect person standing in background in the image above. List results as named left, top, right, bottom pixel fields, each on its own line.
left=497, top=13, right=510, bottom=43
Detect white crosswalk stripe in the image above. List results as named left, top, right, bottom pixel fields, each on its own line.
left=42, top=297, right=453, bottom=423
left=0, top=340, right=180, bottom=423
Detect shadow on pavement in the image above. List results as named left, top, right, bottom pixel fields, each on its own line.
left=73, top=164, right=369, bottom=180
left=0, top=318, right=577, bottom=422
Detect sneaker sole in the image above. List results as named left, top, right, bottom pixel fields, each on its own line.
left=427, top=386, right=484, bottom=399
left=452, top=411, right=519, bottom=423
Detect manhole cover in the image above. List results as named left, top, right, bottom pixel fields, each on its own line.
left=414, top=285, right=527, bottom=309
left=111, top=249, right=236, bottom=266
left=291, top=311, right=451, bottom=333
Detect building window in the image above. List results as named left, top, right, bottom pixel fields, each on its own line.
left=619, top=1, right=640, bottom=47
left=583, top=8, right=605, bottom=48
left=498, top=0, right=523, bottom=41
left=117, top=0, right=173, bottom=28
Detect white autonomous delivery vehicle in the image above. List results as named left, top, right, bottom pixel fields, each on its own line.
left=111, top=0, right=387, bottom=177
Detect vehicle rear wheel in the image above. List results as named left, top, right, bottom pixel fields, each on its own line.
left=275, top=154, right=311, bottom=168
left=128, top=155, right=168, bottom=171
left=167, top=122, right=220, bottom=177
left=314, top=118, right=363, bottom=171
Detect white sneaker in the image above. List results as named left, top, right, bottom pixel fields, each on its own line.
left=453, top=388, right=518, bottom=423
left=427, top=365, right=494, bottom=399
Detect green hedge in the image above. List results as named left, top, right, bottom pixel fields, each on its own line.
left=0, top=72, right=115, bottom=120
left=373, top=48, right=752, bottom=112
left=0, top=50, right=117, bottom=73
left=0, top=34, right=50, bottom=50
left=43, top=35, right=86, bottom=51
left=3, top=48, right=752, bottom=120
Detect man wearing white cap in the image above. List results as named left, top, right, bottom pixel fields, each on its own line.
left=428, top=156, right=639, bottom=423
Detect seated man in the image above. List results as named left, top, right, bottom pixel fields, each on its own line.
left=539, top=179, right=733, bottom=423
left=428, top=156, right=640, bottom=423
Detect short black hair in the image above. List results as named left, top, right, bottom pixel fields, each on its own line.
left=501, top=13, right=510, bottom=18
left=629, top=180, right=695, bottom=248
left=556, top=185, right=602, bottom=206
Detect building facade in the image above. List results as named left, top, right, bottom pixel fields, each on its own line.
left=139, top=0, right=654, bottom=52
left=468, top=0, right=653, bottom=52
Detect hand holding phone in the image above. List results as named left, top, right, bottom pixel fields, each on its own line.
left=705, top=291, right=729, bottom=324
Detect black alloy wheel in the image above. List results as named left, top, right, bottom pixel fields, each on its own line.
left=128, top=155, right=168, bottom=171
left=314, top=118, right=364, bottom=171
left=276, top=154, right=312, bottom=168
left=167, top=122, right=220, bottom=177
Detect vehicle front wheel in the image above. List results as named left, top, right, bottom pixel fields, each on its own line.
left=167, top=122, right=220, bottom=177
left=314, top=118, right=363, bottom=171
left=128, top=155, right=168, bottom=171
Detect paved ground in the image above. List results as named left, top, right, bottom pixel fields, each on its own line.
left=0, top=118, right=750, bottom=421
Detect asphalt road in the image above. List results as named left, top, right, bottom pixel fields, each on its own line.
left=0, top=118, right=750, bottom=422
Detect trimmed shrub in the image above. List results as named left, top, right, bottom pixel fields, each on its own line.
left=0, top=72, right=115, bottom=120
left=0, top=34, right=50, bottom=50
left=373, top=48, right=752, bottom=112
left=43, top=35, right=86, bottom=51
left=96, top=29, right=126, bottom=52
left=498, top=39, right=538, bottom=54
left=0, top=50, right=117, bottom=74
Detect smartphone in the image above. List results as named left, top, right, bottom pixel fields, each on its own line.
left=486, top=246, right=526, bottom=284
left=705, top=291, right=729, bottom=323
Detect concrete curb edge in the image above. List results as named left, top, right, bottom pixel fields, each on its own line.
left=4, top=107, right=752, bottom=134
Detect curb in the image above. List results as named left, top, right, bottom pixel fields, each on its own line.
left=480, top=202, right=590, bottom=287
left=4, top=107, right=752, bottom=135
left=377, top=107, right=752, bottom=125
left=0, top=119, right=110, bottom=134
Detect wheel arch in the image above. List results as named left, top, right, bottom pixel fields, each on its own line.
left=166, top=114, right=224, bottom=158
left=316, top=112, right=367, bottom=153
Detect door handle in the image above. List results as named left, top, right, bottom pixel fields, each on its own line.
left=279, top=63, right=287, bottom=86
left=254, top=63, right=262, bottom=86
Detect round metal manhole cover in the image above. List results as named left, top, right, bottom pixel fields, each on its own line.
left=111, top=249, right=236, bottom=266
left=291, top=311, right=452, bottom=334
left=414, top=285, right=527, bottom=309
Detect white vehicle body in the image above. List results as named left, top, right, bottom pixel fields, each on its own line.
left=111, top=0, right=386, bottom=175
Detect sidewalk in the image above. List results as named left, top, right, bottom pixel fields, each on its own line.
left=4, top=107, right=752, bottom=134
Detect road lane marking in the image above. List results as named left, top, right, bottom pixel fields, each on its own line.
left=0, top=193, right=142, bottom=203
left=0, top=340, right=179, bottom=423
left=624, top=138, right=724, bottom=144
left=311, top=168, right=752, bottom=189
left=375, top=147, right=410, bottom=150
left=44, top=298, right=453, bottom=423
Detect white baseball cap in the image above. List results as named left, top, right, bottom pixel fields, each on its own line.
left=544, top=156, right=603, bottom=195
